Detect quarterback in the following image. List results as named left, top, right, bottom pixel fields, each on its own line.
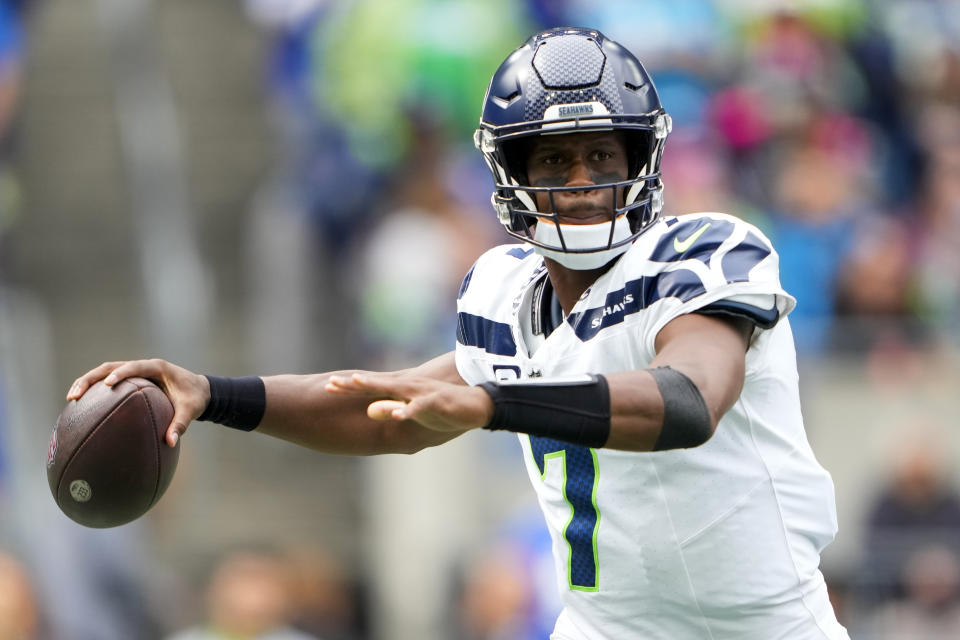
left=68, top=28, right=849, bottom=639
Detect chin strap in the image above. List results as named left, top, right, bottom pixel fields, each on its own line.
left=532, top=215, right=633, bottom=269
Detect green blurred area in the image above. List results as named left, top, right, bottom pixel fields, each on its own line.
left=315, top=0, right=531, bottom=167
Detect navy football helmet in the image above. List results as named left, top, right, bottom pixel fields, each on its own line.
left=475, top=27, right=671, bottom=269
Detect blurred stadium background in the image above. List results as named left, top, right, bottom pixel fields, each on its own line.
left=1, top=0, right=959, bottom=638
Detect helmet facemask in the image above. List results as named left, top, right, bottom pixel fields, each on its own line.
left=476, top=114, right=670, bottom=269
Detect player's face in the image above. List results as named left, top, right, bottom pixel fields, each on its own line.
left=524, top=131, right=629, bottom=224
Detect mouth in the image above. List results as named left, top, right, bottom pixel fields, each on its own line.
left=554, top=207, right=613, bottom=225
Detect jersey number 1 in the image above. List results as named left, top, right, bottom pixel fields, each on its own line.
left=530, top=436, right=600, bottom=591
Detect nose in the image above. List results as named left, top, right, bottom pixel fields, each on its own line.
left=565, top=157, right=595, bottom=192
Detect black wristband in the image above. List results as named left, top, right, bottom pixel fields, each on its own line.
left=198, top=375, right=266, bottom=431
left=479, top=375, right=611, bottom=448
left=648, top=366, right=713, bottom=451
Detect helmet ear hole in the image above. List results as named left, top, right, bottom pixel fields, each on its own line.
left=500, top=137, right=531, bottom=186
left=624, top=130, right=653, bottom=179
left=509, top=213, right=532, bottom=234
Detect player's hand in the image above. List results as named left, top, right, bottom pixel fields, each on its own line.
left=325, top=372, right=494, bottom=433
left=66, top=359, right=210, bottom=447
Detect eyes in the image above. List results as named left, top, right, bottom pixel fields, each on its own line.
left=523, top=133, right=630, bottom=185
left=535, top=148, right=617, bottom=167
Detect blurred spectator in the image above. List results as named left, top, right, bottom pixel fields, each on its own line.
left=455, top=510, right=560, bottom=640
left=831, top=214, right=924, bottom=356
left=862, top=545, right=960, bottom=639
left=248, top=0, right=530, bottom=251
left=856, top=440, right=960, bottom=607
left=243, top=0, right=524, bottom=372
left=737, top=8, right=870, bottom=122
left=763, top=134, right=865, bottom=355
left=0, top=550, right=41, bottom=640
left=166, top=550, right=320, bottom=640
left=352, top=115, right=496, bottom=369
left=245, top=0, right=385, bottom=252
left=458, top=546, right=534, bottom=640
left=659, top=131, right=742, bottom=219
left=283, top=546, right=364, bottom=640
left=836, top=219, right=911, bottom=317
left=243, top=0, right=384, bottom=373
left=32, top=524, right=168, bottom=640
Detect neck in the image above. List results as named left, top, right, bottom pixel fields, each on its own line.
left=544, top=257, right=616, bottom=314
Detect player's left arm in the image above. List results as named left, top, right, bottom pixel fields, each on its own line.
left=603, top=312, right=752, bottom=451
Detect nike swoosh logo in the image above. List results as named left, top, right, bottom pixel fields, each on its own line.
left=673, top=222, right=711, bottom=253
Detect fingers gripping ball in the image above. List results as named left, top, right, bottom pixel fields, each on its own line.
left=46, top=377, right=179, bottom=528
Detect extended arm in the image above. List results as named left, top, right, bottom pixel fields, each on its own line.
left=258, top=352, right=469, bottom=455
left=327, top=313, right=752, bottom=452
left=66, top=352, right=468, bottom=455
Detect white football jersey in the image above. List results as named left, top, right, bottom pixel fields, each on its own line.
left=455, top=213, right=849, bottom=639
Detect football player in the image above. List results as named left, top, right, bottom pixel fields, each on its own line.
left=68, top=28, right=849, bottom=639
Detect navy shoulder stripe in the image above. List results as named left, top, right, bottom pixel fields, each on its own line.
left=721, top=231, right=771, bottom=283
left=650, top=219, right=773, bottom=279
left=456, top=312, right=517, bottom=356
left=568, top=270, right=707, bottom=341
left=699, top=299, right=779, bottom=329
left=457, top=265, right=475, bottom=300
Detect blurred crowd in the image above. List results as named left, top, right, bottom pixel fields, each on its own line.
left=1, top=0, right=960, bottom=638
left=243, top=0, right=960, bottom=368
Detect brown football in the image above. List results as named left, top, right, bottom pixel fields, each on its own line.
left=46, top=377, right=179, bottom=528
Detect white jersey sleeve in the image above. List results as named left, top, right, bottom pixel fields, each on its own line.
left=593, top=211, right=795, bottom=356
left=454, top=244, right=541, bottom=385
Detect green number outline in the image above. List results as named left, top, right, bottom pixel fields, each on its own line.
left=532, top=437, right=602, bottom=591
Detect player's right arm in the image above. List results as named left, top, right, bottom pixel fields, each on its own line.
left=259, top=352, right=469, bottom=455
left=65, top=352, right=468, bottom=456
